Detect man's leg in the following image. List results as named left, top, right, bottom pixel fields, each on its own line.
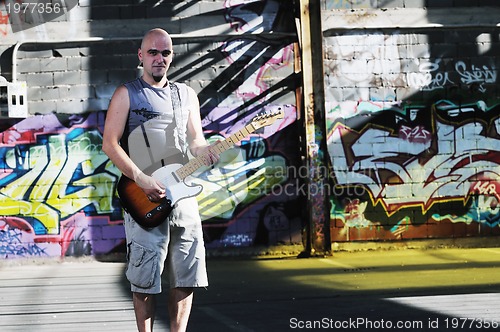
left=133, top=292, right=156, bottom=332
left=168, top=287, right=193, bottom=332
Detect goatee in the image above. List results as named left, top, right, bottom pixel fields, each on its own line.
left=153, top=75, right=163, bottom=83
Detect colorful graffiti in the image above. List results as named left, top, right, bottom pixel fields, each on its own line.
left=192, top=0, right=302, bottom=247
left=0, top=0, right=302, bottom=258
left=0, top=106, right=299, bottom=257
left=198, top=114, right=302, bottom=248
left=324, top=28, right=500, bottom=241
left=0, top=113, right=125, bottom=258
left=327, top=99, right=500, bottom=240
left=196, top=111, right=291, bottom=222
left=0, top=8, right=8, bottom=36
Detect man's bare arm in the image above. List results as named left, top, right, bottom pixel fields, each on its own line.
left=102, top=85, right=164, bottom=198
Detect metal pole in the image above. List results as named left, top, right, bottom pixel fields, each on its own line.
left=298, top=0, right=331, bottom=257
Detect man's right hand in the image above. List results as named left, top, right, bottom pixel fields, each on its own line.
left=134, top=173, right=165, bottom=202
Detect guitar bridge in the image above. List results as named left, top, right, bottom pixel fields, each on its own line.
left=145, top=199, right=172, bottom=219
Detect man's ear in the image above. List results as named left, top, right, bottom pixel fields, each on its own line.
left=138, top=48, right=143, bottom=62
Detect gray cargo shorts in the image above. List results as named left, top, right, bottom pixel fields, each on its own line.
left=123, top=197, right=208, bottom=294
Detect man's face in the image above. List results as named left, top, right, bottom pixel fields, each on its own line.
left=138, top=32, right=173, bottom=83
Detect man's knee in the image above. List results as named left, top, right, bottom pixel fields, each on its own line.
left=170, top=287, right=193, bottom=301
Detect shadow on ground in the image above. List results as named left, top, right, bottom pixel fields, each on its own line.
left=109, top=248, right=500, bottom=331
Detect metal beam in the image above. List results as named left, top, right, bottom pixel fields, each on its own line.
left=298, top=0, right=331, bottom=257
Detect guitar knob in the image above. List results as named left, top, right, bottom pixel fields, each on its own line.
left=146, top=213, right=152, bottom=219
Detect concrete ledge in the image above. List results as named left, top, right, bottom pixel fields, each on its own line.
left=323, top=7, right=500, bottom=31
left=206, top=244, right=306, bottom=259
left=2, top=237, right=499, bottom=265
left=332, top=237, right=500, bottom=252
left=207, top=237, right=500, bottom=258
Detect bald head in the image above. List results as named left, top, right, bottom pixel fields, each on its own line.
left=138, top=28, right=174, bottom=85
left=141, top=28, right=172, bottom=49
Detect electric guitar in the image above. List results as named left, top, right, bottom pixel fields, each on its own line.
left=117, top=109, right=284, bottom=228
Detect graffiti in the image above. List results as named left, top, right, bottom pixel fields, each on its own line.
left=328, top=100, right=500, bottom=226
left=327, top=34, right=497, bottom=100
left=399, top=125, right=431, bottom=144
left=0, top=113, right=126, bottom=257
left=0, top=221, right=48, bottom=257
left=218, top=233, right=253, bottom=247
left=463, top=180, right=500, bottom=227
left=407, top=61, right=454, bottom=91
left=455, top=61, right=497, bottom=93
left=0, top=127, right=118, bottom=234
left=253, top=201, right=303, bottom=245
left=472, top=180, right=500, bottom=201
left=0, top=0, right=300, bottom=258
left=0, top=107, right=297, bottom=254
left=0, top=212, right=123, bottom=258
left=0, top=7, right=8, bottom=35
left=406, top=61, right=496, bottom=93
left=390, top=217, right=411, bottom=238
left=469, top=194, right=500, bottom=227
left=343, top=198, right=369, bottom=228
left=193, top=0, right=300, bottom=247
left=325, top=28, right=500, bottom=241
left=195, top=0, right=296, bottom=114
left=432, top=193, right=500, bottom=228
left=195, top=131, right=289, bottom=221
left=224, top=0, right=281, bottom=33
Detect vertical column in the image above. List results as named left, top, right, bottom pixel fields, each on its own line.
left=298, top=0, right=331, bottom=256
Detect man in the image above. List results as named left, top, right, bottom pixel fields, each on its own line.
left=102, top=28, right=218, bottom=332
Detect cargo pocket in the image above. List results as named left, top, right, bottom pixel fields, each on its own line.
left=126, top=241, right=158, bottom=288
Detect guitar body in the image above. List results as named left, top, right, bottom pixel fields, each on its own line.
left=117, top=164, right=203, bottom=228
left=116, top=109, right=283, bottom=228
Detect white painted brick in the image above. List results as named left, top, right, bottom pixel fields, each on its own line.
left=27, top=73, right=54, bottom=87
left=40, top=58, right=67, bottom=72
left=16, top=58, right=42, bottom=74
left=28, top=100, right=57, bottom=113
left=56, top=99, right=85, bottom=113
left=54, top=72, right=81, bottom=86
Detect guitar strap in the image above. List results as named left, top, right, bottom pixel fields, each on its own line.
left=140, top=123, right=156, bottom=166
left=169, top=82, right=188, bottom=157
left=135, top=81, right=188, bottom=172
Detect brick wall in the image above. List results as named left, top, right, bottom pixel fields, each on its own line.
left=14, top=40, right=138, bottom=113
left=322, top=2, right=500, bottom=242
left=0, top=0, right=301, bottom=258
left=1, top=1, right=499, bottom=258
left=0, top=0, right=233, bottom=115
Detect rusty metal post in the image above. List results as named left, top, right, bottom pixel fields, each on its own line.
left=298, top=0, right=331, bottom=256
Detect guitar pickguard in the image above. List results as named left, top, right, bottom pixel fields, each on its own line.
left=152, top=163, right=203, bottom=205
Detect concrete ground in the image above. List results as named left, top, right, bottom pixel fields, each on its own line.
left=1, top=246, right=500, bottom=331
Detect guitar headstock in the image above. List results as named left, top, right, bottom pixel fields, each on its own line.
left=251, top=108, right=285, bottom=130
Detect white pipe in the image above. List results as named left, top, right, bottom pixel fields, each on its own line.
left=11, top=32, right=295, bottom=82
left=12, top=36, right=134, bottom=82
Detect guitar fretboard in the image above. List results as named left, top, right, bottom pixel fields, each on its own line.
left=175, top=123, right=256, bottom=181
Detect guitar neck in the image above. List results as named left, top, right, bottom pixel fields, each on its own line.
left=175, top=122, right=257, bottom=180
